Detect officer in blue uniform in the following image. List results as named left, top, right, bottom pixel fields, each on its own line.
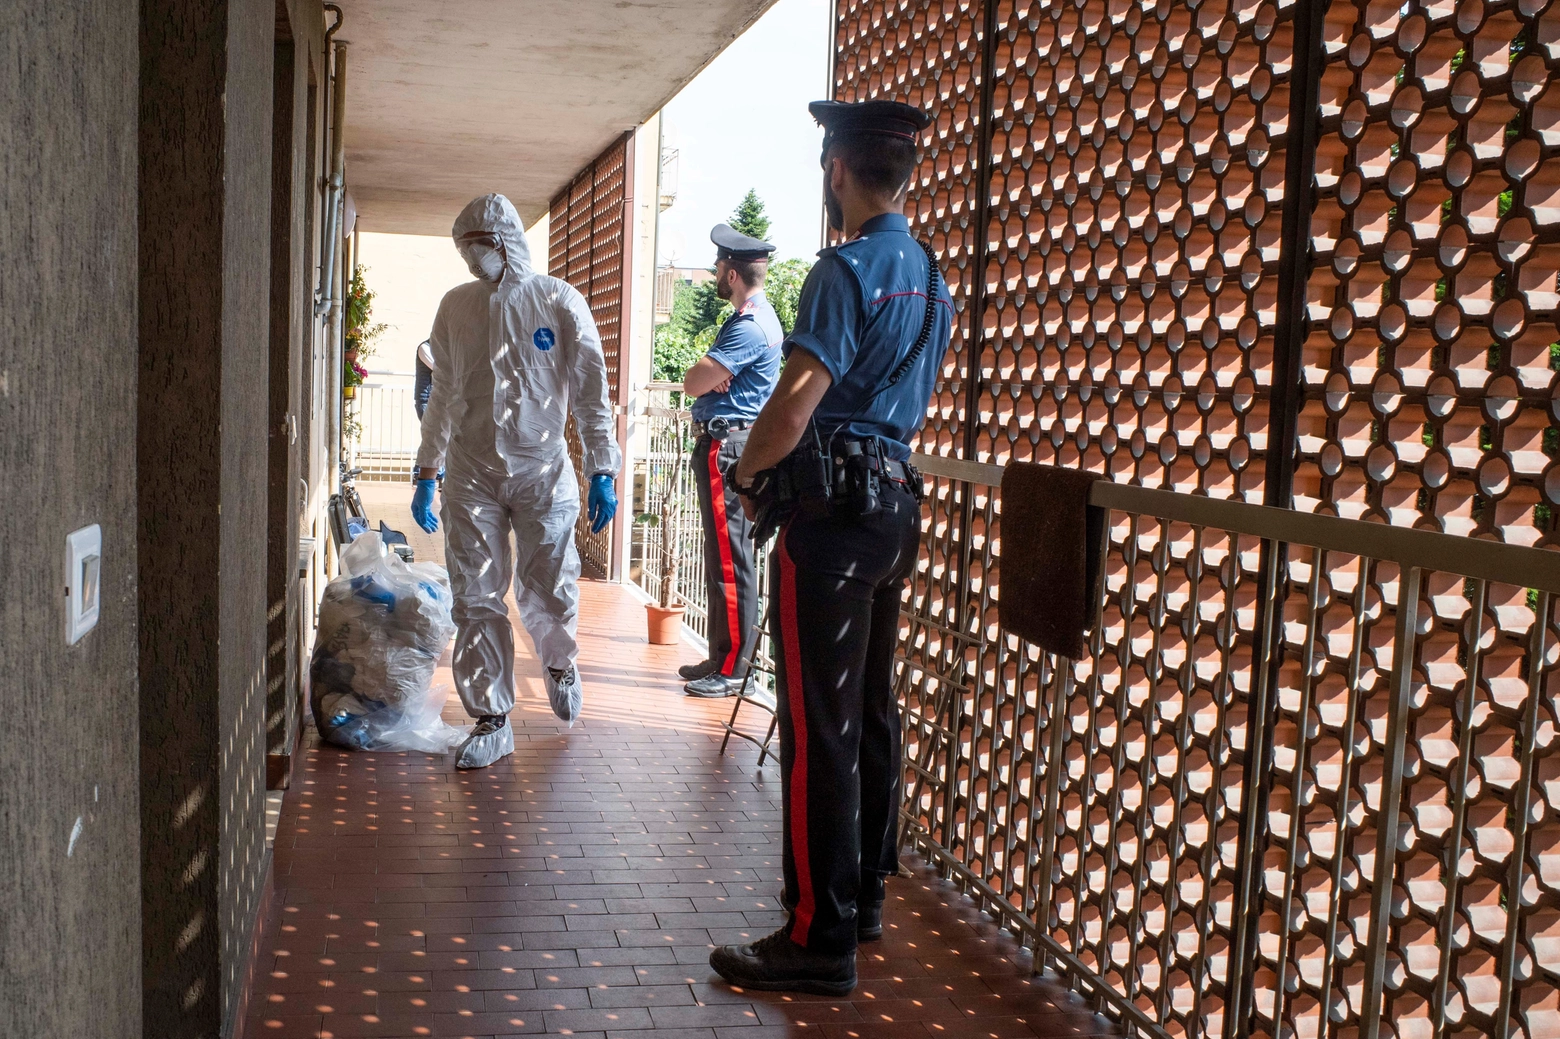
left=709, top=98, right=952, bottom=995
left=679, top=224, right=783, bottom=697
left=413, top=339, right=434, bottom=419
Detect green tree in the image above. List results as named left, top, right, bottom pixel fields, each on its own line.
left=763, top=258, right=812, bottom=333
left=651, top=322, right=703, bottom=384
left=683, top=279, right=727, bottom=336
left=652, top=278, right=727, bottom=383
left=729, top=189, right=772, bottom=241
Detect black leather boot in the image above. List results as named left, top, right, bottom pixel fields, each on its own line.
left=857, top=902, right=883, bottom=942
left=709, top=929, right=856, bottom=995
left=779, top=893, right=883, bottom=942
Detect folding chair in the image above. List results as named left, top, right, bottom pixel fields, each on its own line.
left=718, top=602, right=778, bottom=765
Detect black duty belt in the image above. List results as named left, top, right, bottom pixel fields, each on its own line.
left=746, top=436, right=925, bottom=545
left=820, top=437, right=917, bottom=486
left=693, top=417, right=751, bottom=440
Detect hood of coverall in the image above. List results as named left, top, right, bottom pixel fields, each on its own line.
left=452, top=193, right=534, bottom=282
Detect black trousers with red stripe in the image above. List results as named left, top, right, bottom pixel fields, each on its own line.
left=773, top=481, right=920, bottom=955
left=691, top=430, right=760, bottom=676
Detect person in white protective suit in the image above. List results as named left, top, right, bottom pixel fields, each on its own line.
left=410, top=193, right=621, bottom=769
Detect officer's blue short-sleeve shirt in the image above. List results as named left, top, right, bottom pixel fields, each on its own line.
left=691, top=293, right=784, bottom=423
left=786, top=213, right=953, bottom=460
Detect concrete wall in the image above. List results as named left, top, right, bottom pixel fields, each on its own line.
left=217, top=0, right=277, bottom=1030
left=0, top=2, right=143, bottom=1037
left=138, top=0, right=283, bottom=1033
left=5, top=0, right=329, bottom=1034
left=267, top=35, right=304, bottom=772
left=266, top=0, right=326, bottom=786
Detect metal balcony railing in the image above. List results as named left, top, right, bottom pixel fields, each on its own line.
left=630, top=431, right=1560, bottom=1039
left=353, top=372, right=419, bottom=481
left=634, top=383, right=776, bottom=685
left=901, top=452, right=1560, bottom=1039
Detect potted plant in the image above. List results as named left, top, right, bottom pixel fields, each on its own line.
left=342, top=264, right=385, bottom=401
left=343, top=357, right=367, bottom=399
left=644, top=496, right=685, bottom=644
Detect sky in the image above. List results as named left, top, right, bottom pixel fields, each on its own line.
left=655, top=0, right=830, bottom=269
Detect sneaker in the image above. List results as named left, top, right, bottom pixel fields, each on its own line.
left=455, top=715, right=514, bottom=770
left=709, top=928, right=856, bottom=996
left=684, top=673, right=749, bottom=698
left=545, top=665, right=582, bottom=723
left=678, top=659, right=721, bottom=681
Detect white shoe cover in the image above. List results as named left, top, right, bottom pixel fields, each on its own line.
left=455, top=716, right=514, bottom=769
left=545, top=666, right=582, bottom=724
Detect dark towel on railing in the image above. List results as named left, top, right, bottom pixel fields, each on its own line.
left=997, top=462, right=1104, bottom=660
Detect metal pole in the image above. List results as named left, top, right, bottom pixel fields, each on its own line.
left=322, top=40, right=348, bottom=495
left=1261, top=0, right=1328, bottom=509
left=1223, top=535, right=1290, bottom=1038
left=960, top=0, right=1000, bottom=467
left=317, top=3, right=343, bottom=314
left=612, top=128, right=636, bottom=582
left=950, top=0, right=1002, bottom=646
left=1432, top=578, right=1489, bottom=1036
left=1494, top=590, right=1550, bottom=1039
left=1359, top=565, right=1424, bottom=1039
left=316, top=36, right=348, bottom=318
left=330, top=212, right=346, bottom=498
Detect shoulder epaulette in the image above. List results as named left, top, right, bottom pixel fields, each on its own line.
left=833, top=237, right=873, bottom=254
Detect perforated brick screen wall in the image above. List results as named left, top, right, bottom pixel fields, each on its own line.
left=550, top=133, right=629, bottom=399
left=836, top=0, right=1560, bottom=1035
left=550, top=132, right=634, bottom=577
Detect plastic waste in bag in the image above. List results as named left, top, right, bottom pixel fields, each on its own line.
left=379, top=520, right=416, bottom=563
left=309, top=530, right=466, bottom=752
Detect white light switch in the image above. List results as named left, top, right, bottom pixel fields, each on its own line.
left=65, top=524, right=102, bottom=645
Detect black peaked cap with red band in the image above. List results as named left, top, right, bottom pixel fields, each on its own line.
left=710, top=223, right=777, bottom=263
left=809, top=99, right=933, bottom=165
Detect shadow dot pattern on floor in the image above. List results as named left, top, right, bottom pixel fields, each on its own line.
left=251, top=581, right=1117, bottom=1039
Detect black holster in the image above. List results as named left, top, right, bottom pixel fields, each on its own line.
left=750, top=437, right=923, bottom=545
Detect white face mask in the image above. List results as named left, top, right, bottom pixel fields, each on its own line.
left=467, top=243, right=505, bottom=282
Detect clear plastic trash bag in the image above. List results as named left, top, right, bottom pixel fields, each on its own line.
left=310, top=530, right=466, bottom=752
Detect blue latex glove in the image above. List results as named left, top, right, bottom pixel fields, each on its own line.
left=411, top=478, right=439, bottom=533
left=588, top=474, right=617, bottom=534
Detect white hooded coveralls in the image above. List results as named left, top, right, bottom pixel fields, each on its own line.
left=417, top=194, right=622, bottom=718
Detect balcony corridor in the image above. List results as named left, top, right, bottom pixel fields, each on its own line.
left=244, top=491, right=1113, bottom=1039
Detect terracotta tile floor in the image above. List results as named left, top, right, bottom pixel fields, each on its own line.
left=253, top=484, right=1116, bottom=1039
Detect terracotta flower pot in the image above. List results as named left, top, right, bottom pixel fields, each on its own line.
left=344, top=348, right=359, bottom=364
left=645, top=603, right=685, bottom=645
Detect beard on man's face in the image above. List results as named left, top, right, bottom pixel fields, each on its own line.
left=715, top=271, right=733, bottom=300
left=824, top=179, right=844, bottom=232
